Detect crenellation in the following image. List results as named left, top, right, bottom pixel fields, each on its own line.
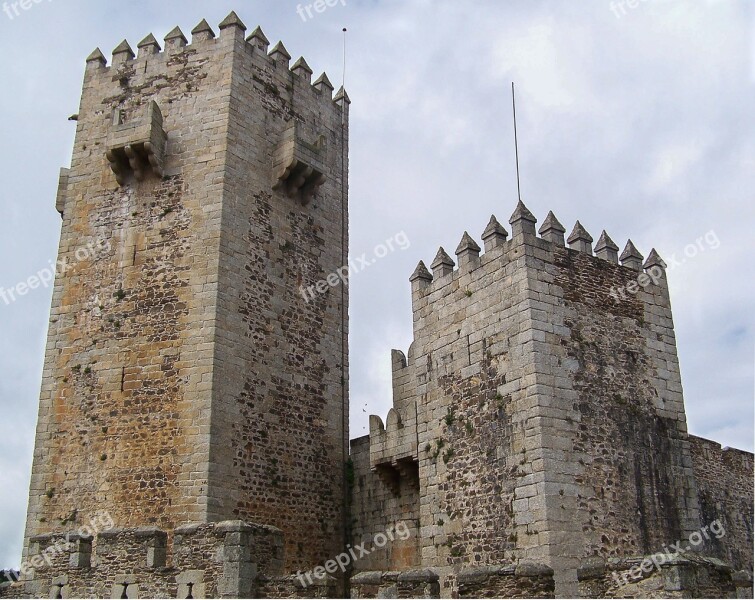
left=313, top=72, right=334, bottom=95
left=246, top=25, right=270, bottom=52
left=190, top=18, right=216, bottom=43
left=164, top=26, right=188, bottom=51
left=136, top=33, right=161, bottom=56
left=509, top=199, right=538, bottom=237
left=455, top=231, right=481, bottom=270
left=481, top=214, right=509, bottom=252
left=619, top=239, right=643, bottom=270
left=218, top=10, right=246, bottom=33
left=566, top=220, right=593, bottom=254
left=643, top=247, right=667, bottom=270
left=85, top=47, right=106, bottom=68
left=594, top=230, right=619, bottom=263
left=291, top=56, right=314, bottom=81
left=538, top=211, right=566, bottom=246
left=269, top=40, right=292, bottom=67
left=430, top=247, right=455, bottom=278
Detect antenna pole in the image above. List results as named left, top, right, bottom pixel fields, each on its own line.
left=512, top=82, right=522, bottom=201
left=342, top=28, right=347, bottom=89
left=341, top=28, right=347, bottom=126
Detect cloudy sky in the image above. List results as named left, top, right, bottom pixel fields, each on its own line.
left=0, top=0, right=752, bottom=568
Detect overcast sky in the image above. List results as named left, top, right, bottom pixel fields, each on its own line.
left=0, top=0, right=752, bottom=569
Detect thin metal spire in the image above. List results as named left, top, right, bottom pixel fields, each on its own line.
left=512, top=82, right=522, bottom=201
left=342, top=27, right=347, bottom=90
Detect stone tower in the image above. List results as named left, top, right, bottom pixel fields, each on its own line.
left=350, top=203, right=753, bottom=598
left=22, top=9, right=349, bottom=586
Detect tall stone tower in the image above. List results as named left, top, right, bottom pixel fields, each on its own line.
left=23, top=9, right=349, bottom=583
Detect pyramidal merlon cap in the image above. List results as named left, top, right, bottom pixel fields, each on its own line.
left=410, top=260, right=433, bottom=282
left=643, top=248, right=667, bottom=270
left=620, top=239, right=643, bottom=261
left=247, top=25, right=270, bottom=45
left=164, top=26, right=188, bottom=44
left=219, top=11, right=246, bottom=31
left=191, top=19, right=216, bottom=38
left=539, top=211, right=566, bottom=235
left=112, top=40, right=135, bottom=59
left=595, top=230, right=619, bottom=252
left=431, top=247, right=455, bottom=269
left=456, top=231, right=481, bottom=254
left=314, top=73, right=334, bottom=91
left=482, top=215, right=508, bottom=239
left=567, top=220, right=593, bottom=244
left=137, top=33, right=161, bottom=51
left=291, top=57, right=313, bottom=75
left=509, top=199, right=536, bottom=224
left=334, top=86, right=351, bottom=104
left=86, top=48, right=107, bottom=64
left=270, top=41, right=291, bottom=59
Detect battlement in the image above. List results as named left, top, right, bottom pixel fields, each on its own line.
left=82, top=12, right=348, bottom=114
left=14, top=521, right=284, bottom=598
left=409, top=200, right=668, bottom=311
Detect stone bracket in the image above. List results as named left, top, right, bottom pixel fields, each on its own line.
left=106, top=101, right=167, bottom=186
left=271, top=122, right=326, bottom=205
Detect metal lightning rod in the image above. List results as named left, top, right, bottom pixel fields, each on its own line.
left=512, top=82, right=522, bottom=201
left=342, top=29, right=348, bottom=89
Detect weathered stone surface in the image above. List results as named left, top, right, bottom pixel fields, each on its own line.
left=352, top=205, right=752, bottom=598
left=18, top=12, right=350, bottom=597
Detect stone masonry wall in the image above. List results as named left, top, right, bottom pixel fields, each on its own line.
left=689, top=435, right=754, bottom=571
left=205, top=20, right=350, bottom=572
left=533, top=233, right=702, bottom=586
left=349, top=435, right=420, bottom=571
left=22, top=10, right=351, bottom=581
left=23, top=18, right=237, bottom=559
left=3, top=521, right=279, bottom=599
left=352, top=203, right=722, bottom=597
left=577, top=554, right=751, bottom=598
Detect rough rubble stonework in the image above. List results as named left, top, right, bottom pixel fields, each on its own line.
left=2, top=11, right=752, bottom=600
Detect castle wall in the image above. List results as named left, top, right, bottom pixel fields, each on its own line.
left=349, top=564, right=555, bottom=599
left=353, top=204, right=714, bottom=597
left=689, top=435, right=754, bottom=571
left=4, top=521, right=282, bottom=599
left=576, top=554, right=750, bottom=598
left=22, top=12, right=350, bottom=579
left=408, top=235, right=539, bottom=574
left=349, top=436, right=420, bottom=571
left=205, top=24, right=350, bottom=571
left=530, top=236, right=701, bottom=588
left=23, top=22, right=238, bottom=553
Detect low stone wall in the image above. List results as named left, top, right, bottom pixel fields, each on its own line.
left=455, top=564, right=555, bottom=598
left=350, top=569, right=440, bottom=598
left=0, top=520, right=284, bottom=599
left=257, top=574, right=338, bottom=598
left=689, top=435, right=754, bottom=572
left=577, top=554, right=752, bottom=599
left=350, top=564, right=554, bottom=599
